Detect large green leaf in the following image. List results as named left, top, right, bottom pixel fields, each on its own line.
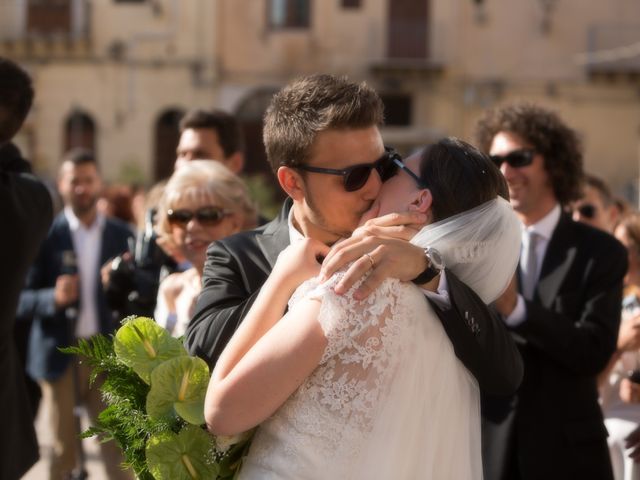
left=146, top=356, right=210, bottom=425
left=114, top=317, right=187, bottom=384
left=146, top=425, right=218, bottom=480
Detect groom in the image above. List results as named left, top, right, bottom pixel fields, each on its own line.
left=186, top=74, right=522, bottom=395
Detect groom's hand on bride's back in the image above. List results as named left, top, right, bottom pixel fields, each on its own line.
left=320, top=211, right=427, bottom=300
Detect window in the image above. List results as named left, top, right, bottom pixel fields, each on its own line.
left=64, top=111, right=96, bottom=155
left=342, top=0, right=361, bottom=8
left=268, top=0, right=310, bottom=29
left=381, top=94, right=412, bottom=126
left=27, top=0, right=71, bottom=34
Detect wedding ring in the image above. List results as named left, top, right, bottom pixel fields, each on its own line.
left=364, top=253, right=375, bottom=270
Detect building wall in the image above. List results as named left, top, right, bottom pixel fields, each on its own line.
left=1, top=0, right=639, bottom=199
left=0, top=0, right=218, bottom=183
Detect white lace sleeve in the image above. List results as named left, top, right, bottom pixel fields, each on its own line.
left=290, top=270, right=404, bottom=365
left=242, top=271, right=482, bottom=479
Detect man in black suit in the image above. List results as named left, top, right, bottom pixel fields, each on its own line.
left=19, top=150, right=133, bottom=479
left=0, top=56, right=53, bottom=480
left=476, top=103, right=627, bottom=480
left=186, top=74, right=523, bottom=396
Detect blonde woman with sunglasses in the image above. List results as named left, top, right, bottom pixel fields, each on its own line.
left=154, top=161, right=256, bottom=336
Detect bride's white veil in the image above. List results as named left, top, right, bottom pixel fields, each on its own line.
left=349, top=196, right=521, bottom=479
left=411, top=196, right=522, bottom=303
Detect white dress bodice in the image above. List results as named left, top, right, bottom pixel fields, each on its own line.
left=239, top=273, right=481, bottom=480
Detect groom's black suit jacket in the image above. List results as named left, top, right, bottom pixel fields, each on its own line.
left=186, top=199, right=523, bottom=395
left=482, top=214, right=627, bottom=480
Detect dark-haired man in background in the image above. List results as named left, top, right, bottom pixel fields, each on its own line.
left=572, top=173, right=620, bottom=234
left=19, top=150, right=133, bottom=479
left=0, top=56, right=53, bottom=480
left=175, top=108, right=244, bottom=174
left=476, top=103, right=627, bottom=480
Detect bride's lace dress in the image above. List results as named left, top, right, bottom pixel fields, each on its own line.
left=238, top=272, right=482, bottom=480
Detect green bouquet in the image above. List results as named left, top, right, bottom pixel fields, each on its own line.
left=62, top=316, right=252, bottom=480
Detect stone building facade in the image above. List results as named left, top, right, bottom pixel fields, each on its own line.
left=2, top=0, right=639, bottom=200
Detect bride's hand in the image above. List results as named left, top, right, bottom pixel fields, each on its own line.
left=271, top=238, right=330, bottom=292
left=319, top=211, right=426, bottom=299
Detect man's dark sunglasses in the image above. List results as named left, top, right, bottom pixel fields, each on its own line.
left=295, top=147, right=401, bottom=192
left=490, top=149, right=536, bottom=169
left=576, top=203, right=597, bottom=219
left=167, top=206, right=231, bottom=227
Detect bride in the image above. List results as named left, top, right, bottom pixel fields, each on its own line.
left=205, top=137, right=521, bottom=479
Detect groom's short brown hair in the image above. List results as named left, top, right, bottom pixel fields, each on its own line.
left=263, top=74, right=384, bottom=173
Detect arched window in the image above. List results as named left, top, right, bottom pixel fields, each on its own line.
left=64, top=110, right=96, bottom=156
left=154, top=108, right=184, bottom=181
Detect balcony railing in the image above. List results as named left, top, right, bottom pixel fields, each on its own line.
left=0, top=0, right=91, bottom=60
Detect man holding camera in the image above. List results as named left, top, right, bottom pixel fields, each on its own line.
left=19, top=149, right=132, bottom=479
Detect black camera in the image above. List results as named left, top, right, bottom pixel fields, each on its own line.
left=105, top=208, right=177, bottom=318
left=628, top=370, right=640, bottom=385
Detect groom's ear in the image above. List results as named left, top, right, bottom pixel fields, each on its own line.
left=277, top=166, right=305, bottom=201
left=412, top=189, right=433, bottom=215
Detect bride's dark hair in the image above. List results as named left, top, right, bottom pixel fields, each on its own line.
left=418, top=137, right=508, bottom=222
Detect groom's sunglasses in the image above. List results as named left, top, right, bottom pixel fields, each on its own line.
left=490, top=149, right=536, bottom=169
left=295, top=147, right=401, bottom=192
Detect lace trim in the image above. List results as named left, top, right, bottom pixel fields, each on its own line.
left=248, top=271, right=415, bottom=474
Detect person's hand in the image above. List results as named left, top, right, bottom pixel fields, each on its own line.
left=319, top=211, right=427, bottom=300
left=620, top=377, right=640, bottom=404
left=271, top=238, right=330, bottom=294
left=493, top=274, right=519, bottom=318
left=54, top=274, right=79, bottom=308
left=618, top=314, right=640, bottom=352
left=626, top=425, right=640, bottom=463
left=100, top=253, right=130, bottom=289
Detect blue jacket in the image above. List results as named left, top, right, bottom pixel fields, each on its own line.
left=18, top=211, right=133, bottom=381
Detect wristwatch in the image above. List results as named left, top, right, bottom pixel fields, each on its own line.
left=412, top=247, right=445, bottom=284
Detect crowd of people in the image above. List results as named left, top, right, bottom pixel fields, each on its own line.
left=4, top=53, right=640, bottom=480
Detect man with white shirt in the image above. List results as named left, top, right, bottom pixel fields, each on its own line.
left=20, top=149, right=132, bottom=479
left=476, top=103, right=628, bottom=480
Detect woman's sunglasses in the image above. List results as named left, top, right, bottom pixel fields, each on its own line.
left=490, top=149, right=536, bottom=169
left=167, top=206, right=231, bottom=227
left=295, top=147, right=401, bottom=192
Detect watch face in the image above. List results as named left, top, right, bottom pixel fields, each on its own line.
left=426, top=247, right=445, bottom=270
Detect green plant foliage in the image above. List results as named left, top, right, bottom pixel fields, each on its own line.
left=62, top=333, right=179, bottom=479
left=146, top=356, right=210, bottom=425
left=114, top=317, right=187, bottom=383
left=244, top=173, right=281, bottom=221
left=63, top=316, right=253, bottom=479
left=146, top=425, right=219, bottom=480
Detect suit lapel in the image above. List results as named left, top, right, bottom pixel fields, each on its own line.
left=536, top=214, right=576, bottom=309
left=256, top=198, right=293, bottom=270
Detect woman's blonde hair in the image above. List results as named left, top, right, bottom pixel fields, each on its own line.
left=156, top=160, right=257, bottom=240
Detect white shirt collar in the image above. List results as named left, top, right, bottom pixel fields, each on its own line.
left=64, top=206, right=106, bottom=232
left=523, top=204, right=561, bottom=241
left=287, top=205, right=306, bottom=244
